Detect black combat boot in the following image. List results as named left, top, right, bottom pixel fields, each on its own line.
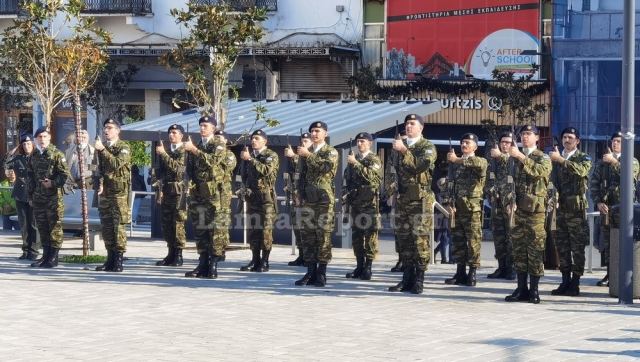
left=169, top=248, right=183, bottom=267
left=551, top=271, right=571, bottom=295
left=18, top=251, right=28, bottom=260
left=389, top=264, right=415, bottom=292
left=390, top=256, right=404, bottom=272
left=26, top=251, right=39, bottom=261
left=564, top=273, right=581, bottom=296
left=346, top=255, right=364, bottom=279
left=502, top=256, right=516, bottom=280
left=411, top=267, right=425, bottom=294
left=155, top=246, right=174, bottom=266
left=30, top=245, right=49, bottom=268
left=505, top=272, right=530, bottom=302
left=445, top=264, right=467, bottom=285
left=360, top=258, right=373, bottom=280
left=528, top=275, right=541, bottom=304
left=204, top=253, right=219, bottom=279
left=259, top=249, right=270, bottom=272
left=40, top=248, right=60, bottom=268
left=295, top=263, right=316, bottom=286
left=288, top=249, right=304, bottom=266
left=240, top=248, right=260, bottom=272
left=314, top=263, right=327, bottom=287
left=112, top=252, right=124, bottom=272
left=96, top=250, right=114, bottom=271
left=185, top=252, right=209, bottom=278
left=596, top=265, right=609, bottom=287
left=487, top=258, right=504, bottom=279
left=466, top=267, right=477, bottom=287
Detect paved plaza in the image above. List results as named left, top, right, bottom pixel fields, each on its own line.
left=0, top=231, right=639, bottom=361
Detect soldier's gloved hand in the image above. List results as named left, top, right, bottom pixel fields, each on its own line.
left=41, top=178, right=53, bottom=189
left=284, top=146, right=295, bottom=158
left=549, top=146, right=563, bottom=163
left=297, top=146, right=311, bottom=158
left=603, top=153, right=618, bottom=165
left=347, top=153, right=357, bottom=165
left=597, top=202, right=608, bottom=215
left=490, top=145, right=501, bottom=158
left=392, top=139, right=407, bottom=154
left=94, top=137, right=105, bottom=151
left=447, top=149, right=459, bottom=163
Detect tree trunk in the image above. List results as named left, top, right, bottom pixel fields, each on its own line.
left=73, top=92, right=91, bottom=256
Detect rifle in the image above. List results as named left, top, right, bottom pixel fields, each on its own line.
left=90, top=135, right=102, bottom=207
left=602, top=140, right=611, bottom=226
left=151, top=131, right=163, bottom=205
left=283, top=134, right=296, bottom=223
left=447, top=137, right=456, bottom=228
left=548, top=136, right=560, bottom=232
left=388, top=120, right=401, bottom=208
left=342, top=138, right=354, bottom=223
left=507, top=126, right=517, bottom=229
left=178, top=124, right=190, bottom=211
left=294, top=128, right=305, bottom=203
left=235, top=135, right=252, bottom=211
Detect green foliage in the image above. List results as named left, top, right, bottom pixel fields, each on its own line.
left=61, top=254, right=107, bottom=264
left=127, top=140, right=151, bottom=167
left=161, top=1, right=267, bottom=128
left=347, top=65, right=380, bottom=99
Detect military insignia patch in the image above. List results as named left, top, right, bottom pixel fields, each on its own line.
left=121, top=149, right=129, bottom=154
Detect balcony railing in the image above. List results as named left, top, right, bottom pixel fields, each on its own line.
left=0, top=0, right=19, bottom=15
left=191, top=0, right=277, bottom=12
left=82, top=0, right=152, bottom=15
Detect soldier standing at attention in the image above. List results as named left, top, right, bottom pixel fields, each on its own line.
left=239, top=129, right=279, bottom=272
left=589, top=131, right=639, bottom=287
left=444, top=133, right=487, bottom=287
left=504, top=124, right=551, bottom=304
left=485, top=132, right=516, bottom=280
left=388, top=114, right=436, bottom=295
left=284, top=132, right=312, bottom=266
left=27, top=127, right=69, bottom=268
left=294, top=121, right=338, bottom=287
left=548, top=127, right=592, bottom=296
left=5, top=134, right=40, bottom=260
left=213, top=130, right=236, bottom=260
left=153, top=124, right=187, bottom=267
left=343, top=132, right=382, bottom=280
left=94, top=119, right=131, bottom=272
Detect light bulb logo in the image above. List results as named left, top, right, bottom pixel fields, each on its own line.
left=480, top=51, right=491, bottom=67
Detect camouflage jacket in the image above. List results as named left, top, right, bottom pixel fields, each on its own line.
left=186, top=137, right=229, bottom=200
left=395, top=137, right=436, bottom=202
left=244, top=148, right=279, bottom=202
left=484, top=153, right=514, bottom=209
left=298, top=143, right=338, bottom=206
left=449, top=155, right=487, bottom=209
left=219, top=146, right=237, bottom=196
left=97, top=139, right=131, bottom=197
left=27, top=144, right=70, bottom=200
left=590, top=155, right=640, bottom=206
left=551, top=149, right=592, bottom=211
left=513, top=148, right=552, bottom=213
left=343, top=152, right=382, bottom=208
left=154, top=144, right=186, bottom=196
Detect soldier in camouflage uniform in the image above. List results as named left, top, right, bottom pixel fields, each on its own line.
left=504, top=124, right=551, bottom=304
left=485, top=132, right=516, bottom=280
left=284, top=132, right=312, bottom=266
left=5, top=134, right=40, bottom=260
left=548, top=127, right=592, bottom=296
left=294, top=121, right=338, bottom=287
left=343, top=132, right=382, bottom=280
left=94, top=119, right=132, bottom=272
left=27, top=127, right=70, bottom=268
left=388, top=114, right=437, bottom=295
left=444, top=133, right=487, bottom=287
left=152, top=124, right=187, bottom=267
left=239, top=129, right=279, bottom=272
left=589, top=131, right=640, bottom=287
left=214, top=130, right=237, bottom=259
left=183, top=115, right=227, bottom=279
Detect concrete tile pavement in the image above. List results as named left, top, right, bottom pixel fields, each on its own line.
left=0, top=232, right=638, bottom=361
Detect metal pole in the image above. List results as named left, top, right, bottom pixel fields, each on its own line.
left=619, top=0, right=635, bottom=304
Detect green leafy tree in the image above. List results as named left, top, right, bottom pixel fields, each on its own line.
left=161, top=1, right=267, bottom=129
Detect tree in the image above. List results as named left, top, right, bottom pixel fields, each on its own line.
left=161, top=1, right=267, bottom=129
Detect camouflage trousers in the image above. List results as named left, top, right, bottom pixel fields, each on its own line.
left=350, top=205, right=380, bottom=260
left=491, top=204, right=512, bottom=261
left=600, top=208, right=620, bottom=266
left=299, top=203, right=335, bottom=264
left=292, top=207, right=302, bottom=248
left=217, top=189, right=233, bottom=250
left=556, top=208, right=588, bottom=276
left=246, top=199, right=275, bottom=251
left=161, top=196, right=187, bottom=249
left=451, top=208, right=482, bottom=268
left=98, top=193, right=130, bottom=252
left=394, top=195, right=432, bottom=268
left=33, top=196, right=64, bottom=249
left=512, top=209, right=546, bottom=276
left=189, top=196, right=225, bottom=257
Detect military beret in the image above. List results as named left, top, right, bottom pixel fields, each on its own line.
left=168, top=124, right=185, bottom=133
left=20, top=133, right=33, bottom=143
left=611, top=131, right=623, bottom=140
left=103, top=118, right=120, bottom=128
left=561, top=127, right=579, bottom=138
left=34, top=127, right=49, bottom=138
left=309, top=121, right=328, bottom=132
left=499, top=131, right=514, bottom=141
left=251, top=129, right=267, bottom=139
left=461, top=133, right=479, bottom=143
left=301, top=132, right=311, bottom=139
left=355, top=132, right=373, bottom=141
left=213, top=130, right=227, bottom=138
left=404, top=113, right=424, bottom=125
left=199, top=115, right=217, bottom=126
left=519, top=124, right=539, bottom=135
